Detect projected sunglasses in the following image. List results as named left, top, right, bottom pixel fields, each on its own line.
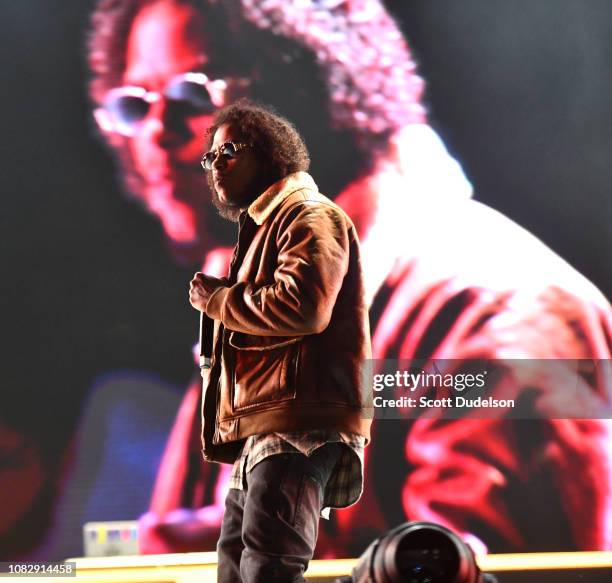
left=201, top=142, right=252, bottom=171
left=94, top=72, right=247, bottom=137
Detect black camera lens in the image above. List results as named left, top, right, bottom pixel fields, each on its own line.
left=395, top=529, right=459, bottom=582
left=346, top=522, right=492, bottom=583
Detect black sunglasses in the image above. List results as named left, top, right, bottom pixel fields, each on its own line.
left=201, top=142, right=252, bottom=171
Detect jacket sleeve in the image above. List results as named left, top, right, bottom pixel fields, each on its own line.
left=205, top=202, right=350, bottom=337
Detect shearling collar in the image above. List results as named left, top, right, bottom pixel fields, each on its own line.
left=247, top=171, right=318, bottom=226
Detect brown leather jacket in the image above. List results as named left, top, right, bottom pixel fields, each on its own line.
left=201, top=172, right=372, bottom=463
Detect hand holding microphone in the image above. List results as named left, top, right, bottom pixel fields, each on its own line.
left=188, top=272, right=228, bottom=312
left=189, top=272, right=228, bottom=376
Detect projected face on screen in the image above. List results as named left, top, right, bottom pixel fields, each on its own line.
left=90, top=0, right=426, bottom=263
left=94, top=3, right=239, bottom=253
left=122, top=3, right=213, bottom=245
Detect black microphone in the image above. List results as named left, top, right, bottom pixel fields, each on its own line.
left=199, top=311, right=214, bottom=371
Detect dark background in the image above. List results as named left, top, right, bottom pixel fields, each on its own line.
left=1, top=0, right=610, bottom=553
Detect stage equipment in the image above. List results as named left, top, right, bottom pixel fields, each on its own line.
left=336, top=521, right=497, bottom=583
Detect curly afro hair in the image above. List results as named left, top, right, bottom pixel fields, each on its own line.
left=206, top=100, right=310, bottom=187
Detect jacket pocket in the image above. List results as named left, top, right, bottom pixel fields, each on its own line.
left=229, top=332, right=301, bottom=411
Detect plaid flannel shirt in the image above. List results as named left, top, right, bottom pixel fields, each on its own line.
left=229, top=430, right=365, bottom=519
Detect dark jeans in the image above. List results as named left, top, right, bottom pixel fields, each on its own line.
left=217, top=443, right=343, bottom=583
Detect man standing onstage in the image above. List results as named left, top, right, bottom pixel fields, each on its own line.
left=188, top=102, right=372, bottom=582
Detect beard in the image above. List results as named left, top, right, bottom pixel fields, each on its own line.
left=207, top=170, right=276, bottom=224
left=210, top=188, right=245, bottom=223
